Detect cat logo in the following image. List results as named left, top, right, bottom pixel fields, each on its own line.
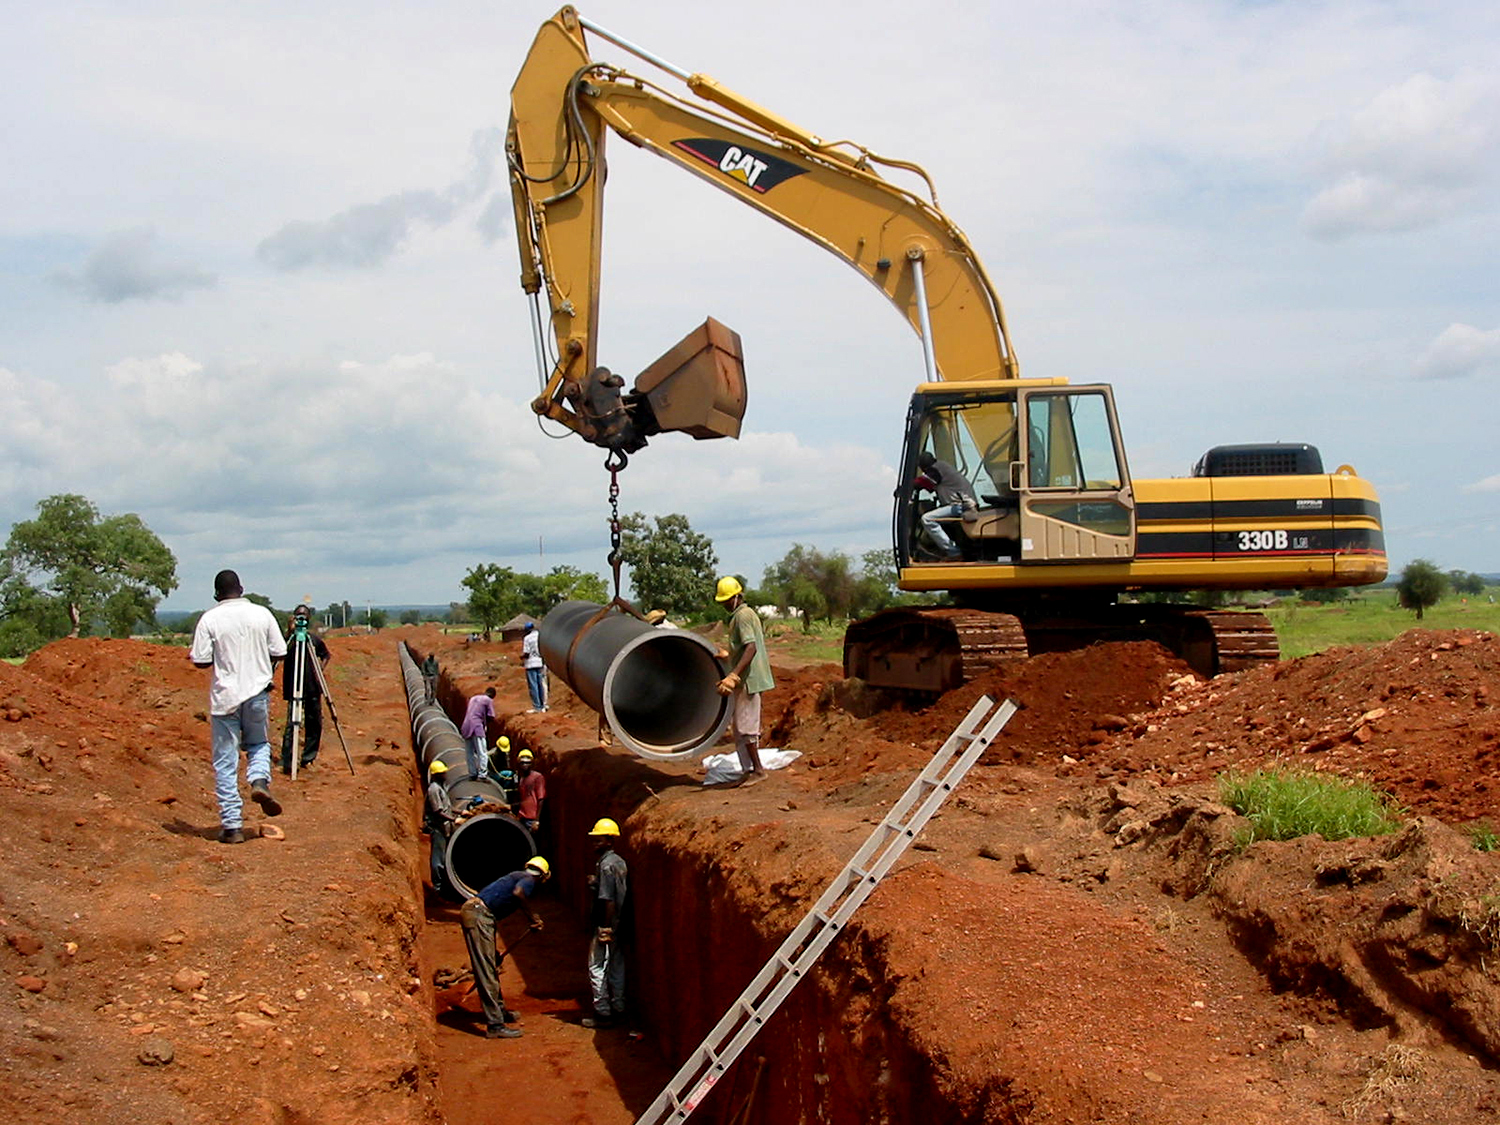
left=672, top=138, right=806, bottom=195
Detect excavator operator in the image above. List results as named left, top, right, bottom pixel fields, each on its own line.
left=915, top=451, right=979, bottom=560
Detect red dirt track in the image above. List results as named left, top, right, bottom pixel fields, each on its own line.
left=3, top=625, right=1500, bottom=1123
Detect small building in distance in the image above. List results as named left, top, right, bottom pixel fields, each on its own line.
left=499, top=614, right=539, bottom=643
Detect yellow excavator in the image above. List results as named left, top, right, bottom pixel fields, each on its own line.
left=508, top=8, right=1387, bottom=689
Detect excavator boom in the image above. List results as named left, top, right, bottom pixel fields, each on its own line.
left=508, top=6, right=1017, bottom=451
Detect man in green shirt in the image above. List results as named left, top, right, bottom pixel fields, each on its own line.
left=713, top=576, right=774, bottom=785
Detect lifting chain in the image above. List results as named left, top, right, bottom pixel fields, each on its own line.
left=604, top=448, right=628, bottom=600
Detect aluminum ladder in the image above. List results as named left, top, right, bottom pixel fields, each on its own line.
left=634, top=694, right=1018, bottom=1125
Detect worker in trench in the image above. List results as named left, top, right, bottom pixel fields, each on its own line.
left=713, top=576, right=774, bottom=785
left=459, top=857, right=550, bottom=1039
left=582, top=817, right=628, bottom=1029
left=423, top=760, right=458, bottom=895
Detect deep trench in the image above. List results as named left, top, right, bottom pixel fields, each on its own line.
left=413, top=652, right=1025, bottom=1125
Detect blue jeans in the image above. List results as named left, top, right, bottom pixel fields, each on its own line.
left=526, top=667, right=546, bottom=710
left=467, top=734, right=489, bottom=779
left=210, top=690, right=271, bottom=830
left=588, top=931, right=626, bottom=1017
left=921, top=502, right=964, bottom=556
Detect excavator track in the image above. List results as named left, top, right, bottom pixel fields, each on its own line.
left=845, top=604, right=1279, bottom=693
left=1180, top=609, right=1279, bottom=675
left=844, top=608, right=1028, bottom=695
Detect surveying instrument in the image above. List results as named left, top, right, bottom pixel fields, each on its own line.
left=285, top=607, right=355, bottom=779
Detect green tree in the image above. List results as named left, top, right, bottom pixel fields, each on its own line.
left=0, top=570, right=69, bottom=656
left=762, top=544, right=868, bottom=630
left=399, top=609, right=421, bottom=625
left=512, top=564, right=610, bottom=617
left=542, top=564, right=608, bottom=608
left=618, top=512, right=719, bottom=617
left=462, top=564, right=525, bottom=638
left=1397, top=558, right=1446, bottom=621
left=368, top=608, right=389, bottom=631
left=322, top=601, right=352, bottom=628
left=1448, top=570, right=1486, bottom=597
left=852, top=548, right=900, bottom=617
left=1300, top=587, right=1347, bottom=604
left=1, top=494, right=177, bottom=639
left=447, top=601, right=470, bottom=625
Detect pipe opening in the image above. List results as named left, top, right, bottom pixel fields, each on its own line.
left=445, top=813, right=536, bottom=899
left=540, top=601, right=731, bottom=760
left=605, top=633, right=728, bottom=754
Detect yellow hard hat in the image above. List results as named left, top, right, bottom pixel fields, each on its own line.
left=518, top=749, right=534, bottom=762
left=714, top=576, right=743, bottom=602
left=525, top=856, right=550, bottom=879
left=496, top=735, right=510, bottom=750
left=428, top=760, right=448, bottom=775
left=589, top=817, right=620, bottom=837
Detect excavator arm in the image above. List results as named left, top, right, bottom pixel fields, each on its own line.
left=509, top=6, right=1018, bottom=454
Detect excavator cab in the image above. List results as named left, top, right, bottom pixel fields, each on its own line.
left=896, top=380, right=1137, bottom=569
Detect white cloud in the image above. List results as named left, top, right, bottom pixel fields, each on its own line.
left=53, top=227, right=215, bottom=303
left=1464, top=474, right=1500, bottom=494
left=0, top=349, right=897, bottom=605
left=258, top=128, right=505, bottom=270
left=1303, top=72, right=1500, bottom=239
left=1415, top=323, right=1500, bottom=379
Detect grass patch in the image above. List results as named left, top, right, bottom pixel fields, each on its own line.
left=1341, top=1044, right=1429, bottom=1119
left=764, top=619, right=846, bottom=664
left=1217, top=767, right=1404, bottom=845
left=1264, top=586, right=1500, bottom=659
left=1456, top=892, right=1500, bottom=954
left=1465, top=821, right=1500, bottom=853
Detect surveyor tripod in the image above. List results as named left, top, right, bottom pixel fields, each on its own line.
left=284, top=617, right=355, bottom=779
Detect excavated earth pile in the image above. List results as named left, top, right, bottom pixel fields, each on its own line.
left=0, top=634, right=438, bottom=1125
left=4, top=624, right=1500, bottom=1124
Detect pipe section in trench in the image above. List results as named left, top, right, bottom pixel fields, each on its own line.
left=540, top=600, right=731, bottom=760
left=398, top=643, right=534, bottom=898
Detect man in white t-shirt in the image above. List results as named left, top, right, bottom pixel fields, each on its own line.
left=189, top=569, right=288, bottom=844
left=521, top=622, right=547, bottom=712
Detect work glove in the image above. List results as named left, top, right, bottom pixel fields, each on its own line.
left=714, top=648, right=729, bottom=661
left=526, top=819, right=540, bottom=831
left=595, top=926, right=613, bottom=944
left=530, top=918, right=545, bottom=932
left=716, top=672, right=740, bottom=696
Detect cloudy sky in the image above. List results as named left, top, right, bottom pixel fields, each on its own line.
left=3, top=1, right=1497, bottom=612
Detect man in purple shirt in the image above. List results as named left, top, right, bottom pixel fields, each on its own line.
left=460, top=687, right=496, bottom=780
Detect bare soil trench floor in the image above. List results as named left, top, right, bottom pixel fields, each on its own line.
left=4, top=624, right=1500, bottom=1123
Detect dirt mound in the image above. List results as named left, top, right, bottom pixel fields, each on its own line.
left=0, top=635, right=435, bottom=1124
left=1211, top=815, right=1500, bottom=1061
left=1104, top=629, right=1500, bottom=818
left=23, top=636, right=207, bottom=711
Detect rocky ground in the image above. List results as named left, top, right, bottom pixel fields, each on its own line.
left=3, top=623, right=1499, bottom=1123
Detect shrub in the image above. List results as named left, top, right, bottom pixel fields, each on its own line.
left=1465, top=821, right=1500, bottom=853
left=1217, top=768, right=1404, bottom=845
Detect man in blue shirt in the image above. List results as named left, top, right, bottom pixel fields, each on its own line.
left=460, top=857, right=549, bottom=1039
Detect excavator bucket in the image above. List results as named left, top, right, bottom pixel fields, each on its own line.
left=632, top=317, right=747, bottom=440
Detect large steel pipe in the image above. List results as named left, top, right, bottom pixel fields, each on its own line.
left=540, top=601, right=731, bottom=760
left=398, top=644, right=534, bottom=898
